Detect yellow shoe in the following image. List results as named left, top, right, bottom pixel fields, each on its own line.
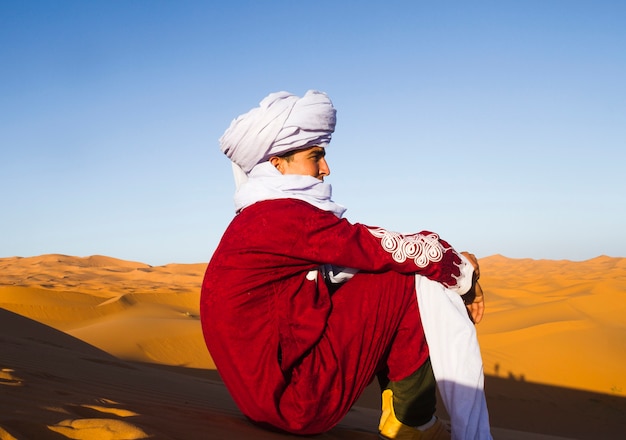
left=378, top=389, right=450, bottom=440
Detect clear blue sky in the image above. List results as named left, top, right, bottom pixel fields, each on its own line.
left=1, top=1, right=624, bottom=266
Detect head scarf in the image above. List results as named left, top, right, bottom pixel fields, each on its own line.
left=219, top=90, right=336, bottom=174
left=218, top=90, right=345, bottom=217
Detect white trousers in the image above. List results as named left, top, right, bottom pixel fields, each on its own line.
left=415, top=275, right=493, bottom=440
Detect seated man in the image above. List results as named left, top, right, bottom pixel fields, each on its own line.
left=200, top=90, right=486, bottom=439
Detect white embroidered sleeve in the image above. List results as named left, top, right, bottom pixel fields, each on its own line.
left=367, top=227, right=447, bottom=267
left=367, top=226, right=475, bottom=294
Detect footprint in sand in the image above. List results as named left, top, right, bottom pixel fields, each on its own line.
left=47, top=418, right=149, bottom=439
left=0, top=425, right=19, bottom=440
left=80, top=404, right=138, bottom=417
left=0, top=368, right=23, bottom=387
left=48, top=399, right=148, bottom=439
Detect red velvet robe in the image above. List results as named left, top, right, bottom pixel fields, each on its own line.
left=200, top=198, right=467, bottom=434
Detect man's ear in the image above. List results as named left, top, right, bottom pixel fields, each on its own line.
left=269, top=156, right=283, bottom=173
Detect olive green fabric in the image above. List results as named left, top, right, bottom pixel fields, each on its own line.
left=379, top=358, right=437, bottom=426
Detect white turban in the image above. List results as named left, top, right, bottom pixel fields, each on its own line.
left=219, top=90, right=336, bottom=174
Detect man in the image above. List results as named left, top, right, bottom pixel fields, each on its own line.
left=200, top=90, right=488, bottom=439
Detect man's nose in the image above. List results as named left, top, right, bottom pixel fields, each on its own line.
left=320, top=158, right=330, bottom=176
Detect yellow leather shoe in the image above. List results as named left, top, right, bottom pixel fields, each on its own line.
left=379, top=389, right=451, bottom=440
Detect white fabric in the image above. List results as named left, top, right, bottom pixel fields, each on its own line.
left=220, top=90, right=336, bottom=174
left=231, top=162, right=249, bottom=190
left=416, top=276, right=493, bottom=439
left=233, top=162, right=346, bottom=218
left=322, top=264, right=360, bottom=284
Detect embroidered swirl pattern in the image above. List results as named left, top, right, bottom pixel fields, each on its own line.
left=367, top=227, right=446, bottom=268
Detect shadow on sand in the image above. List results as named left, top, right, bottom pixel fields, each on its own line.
left=146, top=357, right=626, bottom=439
left=1, top=308, right=624, bottom=439
left=355, top=370, right=626, bottom=439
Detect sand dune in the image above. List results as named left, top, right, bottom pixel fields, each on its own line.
left=1, top=254, right=625, bottom=439
left=477, top=255, right=626, bottom=395
left=0, top=255, right=212, bottom=369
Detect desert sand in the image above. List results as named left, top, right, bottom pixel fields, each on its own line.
left=1, top=254, right=625, bottom=439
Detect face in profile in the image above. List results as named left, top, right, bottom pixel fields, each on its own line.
left=270, top=146, right=330, bottom=181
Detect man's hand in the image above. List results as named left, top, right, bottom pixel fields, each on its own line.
left=464, top=281, right=485, bottom=324
left=460, top=252, right=485, bottom=324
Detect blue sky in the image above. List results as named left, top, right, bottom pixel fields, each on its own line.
left=1, top=1, right=624, bottom=265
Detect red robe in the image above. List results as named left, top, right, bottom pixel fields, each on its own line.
left=200, top=198, right=467, bottom=434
